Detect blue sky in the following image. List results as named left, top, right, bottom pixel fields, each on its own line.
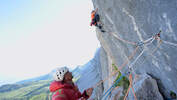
left=0, top=0, right=100, bottom=82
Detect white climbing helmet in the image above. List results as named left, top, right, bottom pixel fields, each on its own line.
left=54, top=66, right=69, bottom=81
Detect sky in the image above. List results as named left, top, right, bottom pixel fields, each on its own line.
left=0, top=0, right=100, bottom=82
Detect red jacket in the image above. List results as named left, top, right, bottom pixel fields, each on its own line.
left=49, top=81, right=89, bottom=100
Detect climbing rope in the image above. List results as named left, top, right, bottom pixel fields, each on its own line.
left=143, top=37, right=154, bottom=45
left=111, top=30, right=162, bottom=47
left=151, top=39, right=163, bottom=55
left=93, top=46, right=139, bottom=89
left=112, top=33, right=137, bottom=46
left=119, top=46, right=139, bottom=71
left=128, top=48, right=145, bottom=69
left=100, top=48, right=144, bottom=99
left=102, top=74, right=125, bottom=100
left=92, top=31, right=164, bottom=100
left=93, top=31, right=161, bottom=88
left=127, top=34, right=160, bottom=69
left=136, top=30, right=161, bottom=46
left=94, top=25, right=177, bottom=99
left=133, top=36, right=162, bottom=70
left=102, top=73, right=138, bottom=100
left=123, top=74, right=137, bottom=100
left=161, top=40, right=177, bottom=47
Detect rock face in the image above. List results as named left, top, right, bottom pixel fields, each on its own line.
left=76, top=48, right=103, bottom=99
left=108, top=74, right=164, bottom=100
left=127, top=74, right=164, bottom=100
left=91, top=0, right=177, bottom=99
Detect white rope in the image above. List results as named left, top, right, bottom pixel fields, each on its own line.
left=128, top=48, right=146, bottom=69
left=128, top=37, right=156, bottom=68
left=144, top=37, right=155, bottom=46
left=162, top=40, right=177, bottom=47
left=143, top=37, right=154, bottom=44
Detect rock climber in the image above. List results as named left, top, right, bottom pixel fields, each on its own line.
left=90, top=8, right=105, bottom=32
left=49, top=67, right=93, bottom=100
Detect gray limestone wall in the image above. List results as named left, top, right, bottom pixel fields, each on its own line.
left=92, top=0, right=177, bottom=99
left=76, top=48, right=104, bottom=99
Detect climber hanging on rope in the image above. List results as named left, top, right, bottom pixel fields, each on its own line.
left=49, top=67, right=93, bottom=100
left=90, top=8, right=105, bottom=32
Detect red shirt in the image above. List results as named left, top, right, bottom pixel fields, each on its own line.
left=49, top=81, right=89, bottom=100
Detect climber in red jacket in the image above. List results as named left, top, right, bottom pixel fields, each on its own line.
left=49, top=67, right=93, bottom=100
left=90, top=8, right=105, bottom=32
left=90, top=8, right=98, bottom=26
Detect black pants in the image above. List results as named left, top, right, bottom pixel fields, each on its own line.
left=94, top=14, right=103, bottom=29
left=92, top=14, right=100, bottom=26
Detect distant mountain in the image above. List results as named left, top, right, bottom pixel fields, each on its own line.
left=16, top=73, right=53, bottom=84
left=71, top=65, right=82, bottom=78
left=0, top=80, right=13, bottom=87
left=0, top=77, right=18, bottom=87
left=16, top=66, right=82, bottom=84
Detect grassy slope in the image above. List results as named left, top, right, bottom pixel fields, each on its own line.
left=0, top=80, right=52, bottom=100
left=0, top=77, right=80, bottom=100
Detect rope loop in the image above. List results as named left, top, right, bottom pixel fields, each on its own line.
left=136, top=41, right=144, bottom=47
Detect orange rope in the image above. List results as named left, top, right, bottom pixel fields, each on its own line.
left=151, top=39, right=162, bottom=55
left=112, top=32, right=137, bottom=45
left=115, top=86, right=119, bottom=90
left=123, top=83, right=131, bottom=100
left=119, top=46, right=139, bottom=70
left=130, top=75, right=138, bottom=100
left=123, top=74, right=138, bottom=100
left=132, top=86, right=138, bottom=100
left=93, top=46, right=139, bottom=88
left=92, top=31, right=161, bottom=98
left=137, top=38, right=162, bottom=69
left=123, top=31, right=161, bottom=100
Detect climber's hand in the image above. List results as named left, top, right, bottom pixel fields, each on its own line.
left=80, top=97, right=86, bottom=100
left=90, top=22, right=93, bottom=26
left=86, top=88, right=93, bottom=97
